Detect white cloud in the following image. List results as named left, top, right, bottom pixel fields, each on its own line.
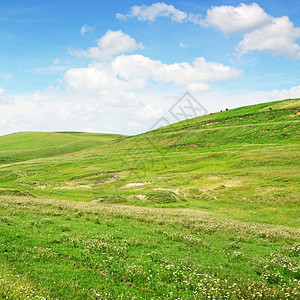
left=0, top=86, right=5, bottom=95
left=117, top=2, right=187, bottom=22
left=186, top=13, right=202, bottom=25
left=81, top=24, right=93, bottom=35
left=136, top=104, right=163, bottom=120
left=117, top=2, right=270, bottom=32
left=118, top=3, right=300, bottom=59
left=187, top=82, right=210, bottom=93
left=202, top=3, right=271, bottom=34
left=237, top=16, right=300, bottom=58
left=0, top=97, right=44, bottom=135
left=66, top=53, right=242, bottom=92
left=179, top=42, right=186, bottom=48
left=112, top=55, right=242, bottom=90
left=65, top=63, right=146, bottom=91
left=269, top=85, right=300, bottom=100
left=202, top=3, right=300, bottom=59
left=71, top=30, right=143, bottom=59
left=67, top=28, right=242, bottom=93
left=115, top=13, right=127, bottom=20
left=0, top=87, right=144, bottom=136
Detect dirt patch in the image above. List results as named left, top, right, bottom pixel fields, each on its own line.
left=184, top=143, right=198, bottom=148
left=53, top=184, right=93, bottom=190
left=101, top=176, right=116, bottom=184
left=222, top=181, right=242, bottom=188
left=204, top=142, right=217, bottom=146
left=201, top=121, right=219, bottom=127
left=123, top=182, right=151, bottom=188
left=53, top=176, right=117, bottom=190
left=34, top=184, right=50, bottom=190
left=206, top=175, right=221, bottom=180
left=136, top=194, right=148, bottom=202
left=198, top=180, right=242, bottom=192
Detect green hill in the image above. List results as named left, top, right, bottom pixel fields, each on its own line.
left=0, top=131, right=122, bottom=164
left=0, top=98, right=299, bottom=225
left=0, top=98, right=299, bottom=299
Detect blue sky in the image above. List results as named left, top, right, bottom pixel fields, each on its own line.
left=0, top=0, right=299, bottom=135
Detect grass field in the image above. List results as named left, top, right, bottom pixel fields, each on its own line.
left=0, top=98, right=299, bottom=299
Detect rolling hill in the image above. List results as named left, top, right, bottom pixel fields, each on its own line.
left=0, top=98, right=299, bottom=225
left=0, top=98, right=299, bottom=299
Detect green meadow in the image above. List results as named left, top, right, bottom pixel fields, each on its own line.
left=0, top=98, right=299, bottom=299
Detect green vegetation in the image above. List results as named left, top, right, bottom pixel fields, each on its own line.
left=0, top=98, right=299, bottom=299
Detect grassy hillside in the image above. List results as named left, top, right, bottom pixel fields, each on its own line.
left=0, top=131, right=122, bottom=164
left=0, top=98, right=299, bottom=299
left=0, top=98, right=299, bottom=225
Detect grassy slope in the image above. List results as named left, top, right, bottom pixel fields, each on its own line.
left=0, top=98, right=299, bottom=225
left=0, top=131, right=122, bottom=164
left=0, top=98, right=299, bottom=299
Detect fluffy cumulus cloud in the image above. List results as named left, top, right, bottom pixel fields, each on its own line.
left=237, top=16, right=300, bottom=58
left=202, top=3, right=271, bottom=34
left=196, top=3, right=300, bottom=58
left=205, top=3, right=300, bottom=59
left=112, top=55, right=242, bottom=91
left=65, top=54, right=242, bottom=92
left=71, top=30, right=143, bottom=59
left=117, top=2, right=187, bottom=22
